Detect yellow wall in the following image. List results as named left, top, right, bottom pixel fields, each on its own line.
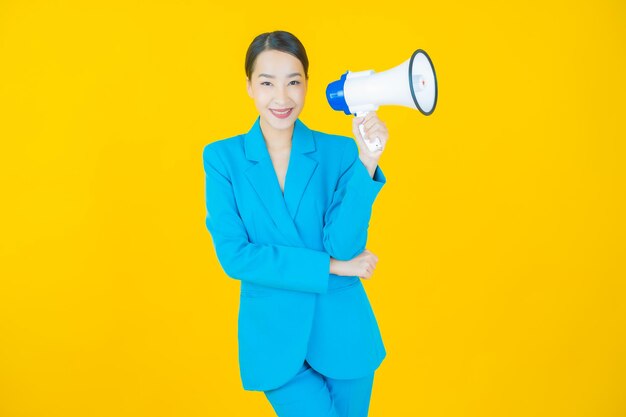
left=1, top=1, right=624, bottom=416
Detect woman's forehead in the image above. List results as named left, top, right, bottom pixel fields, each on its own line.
left=253, top=50, right=304, bottom=76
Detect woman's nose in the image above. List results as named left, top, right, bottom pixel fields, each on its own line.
left=274, top=86, right=288, bottom=103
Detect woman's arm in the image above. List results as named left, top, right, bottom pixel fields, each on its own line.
left=204, top=145, right=331, bottom=294
left=322, top=138, right=386, bottom=261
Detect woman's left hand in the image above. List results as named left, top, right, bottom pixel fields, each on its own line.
left=352, top=112, right=388, bottom=165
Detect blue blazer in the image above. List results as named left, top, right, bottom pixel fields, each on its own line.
left=203, top=116, right=387, bottom=391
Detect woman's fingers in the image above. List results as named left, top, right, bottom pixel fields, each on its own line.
left=359, top=249, right=379, bottom=279
left=353, top=113, right=389, bottom=155
left=361, top=118, right=388, bottom=148
left=355, top=113, right=383, bottom=134
left=362, top=112, right=387, bottom=130
left=363, top=249, right=379, bottom=262
left=365, top=123, right=387, bottom=137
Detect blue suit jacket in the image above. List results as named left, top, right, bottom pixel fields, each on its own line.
left=202, top=116, right=387, bottom=391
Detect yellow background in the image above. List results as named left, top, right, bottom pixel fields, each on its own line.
left=1, top=1, right=625, bottom=416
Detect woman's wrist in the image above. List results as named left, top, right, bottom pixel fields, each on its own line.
left=329, top=257, right=344, bottom=275
left=359, top=155, right=378, bottom=178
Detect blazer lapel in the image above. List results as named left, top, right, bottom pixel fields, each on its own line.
left=244, top=117, right=319, bottom=247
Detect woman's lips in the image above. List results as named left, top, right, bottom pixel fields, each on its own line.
left=270, top=108, right=293, bottom=119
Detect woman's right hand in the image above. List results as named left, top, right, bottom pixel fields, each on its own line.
left=330, top=249, right=379, bottom=280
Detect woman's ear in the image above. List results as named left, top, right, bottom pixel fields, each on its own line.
left=246, top=78, right=253, bottom=98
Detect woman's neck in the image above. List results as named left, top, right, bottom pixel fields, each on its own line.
left=260, top=117, right=294, bottom=151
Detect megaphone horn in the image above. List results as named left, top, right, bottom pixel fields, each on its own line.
left=326, top=49, right=438, bottom=152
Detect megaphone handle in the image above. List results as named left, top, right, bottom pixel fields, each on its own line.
left=355, top=111, right=383, bottom=152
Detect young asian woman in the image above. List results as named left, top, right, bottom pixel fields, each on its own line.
left=202, top=30, right=390, bottom=417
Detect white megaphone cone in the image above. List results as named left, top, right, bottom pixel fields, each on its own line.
left=326, top=49, right=438, bottom=152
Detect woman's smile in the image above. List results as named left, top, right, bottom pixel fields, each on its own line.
left=270, top=108, right=294, bottom=119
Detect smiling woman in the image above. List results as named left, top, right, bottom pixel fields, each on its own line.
left=203, top=30, right=390, bottom=417
left=246, top=46, right=308, bottom=145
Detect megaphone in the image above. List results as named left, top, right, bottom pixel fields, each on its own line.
left=326, top=49, right=438, bottom=152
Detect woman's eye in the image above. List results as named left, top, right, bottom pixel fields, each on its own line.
left=261, top=82, right=272, bottom=86
left=289, top=80, right=300, bottom=85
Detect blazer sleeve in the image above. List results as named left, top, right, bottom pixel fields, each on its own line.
left=322, top=138, right=386, bottom=261
left=203, top=145, right=332, bottom=294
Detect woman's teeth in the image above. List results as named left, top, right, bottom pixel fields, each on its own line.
left=270, top=108, right=293, bottom=119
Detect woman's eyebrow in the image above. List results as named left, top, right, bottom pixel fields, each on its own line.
left=258, top=73, right=302, bottom=79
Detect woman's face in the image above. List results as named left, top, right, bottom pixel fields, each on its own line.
left=247, top=49, right=307, bottom=134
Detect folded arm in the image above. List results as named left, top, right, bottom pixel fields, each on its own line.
left=203, top=145, right=331, bottom=294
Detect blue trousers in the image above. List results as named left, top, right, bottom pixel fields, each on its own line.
left=263, top=360, right=375, bottom=417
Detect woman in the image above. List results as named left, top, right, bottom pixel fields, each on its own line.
left=203, top=30, right=389, bottom=417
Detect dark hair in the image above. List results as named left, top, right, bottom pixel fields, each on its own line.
left=245, top=31, right=309, bottom=80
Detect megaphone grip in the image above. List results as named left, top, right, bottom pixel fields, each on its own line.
left=355, top=111, right=383, bottom=152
